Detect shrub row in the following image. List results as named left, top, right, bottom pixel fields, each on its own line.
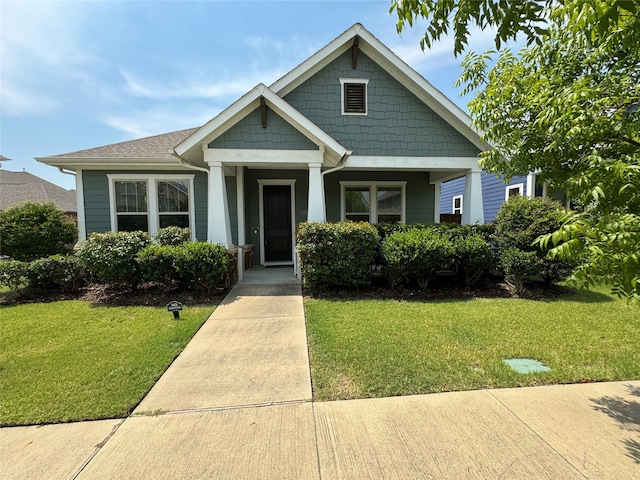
left=0, top=228, right=230, bottom=294
left=297, top=197, right=573, bottom=292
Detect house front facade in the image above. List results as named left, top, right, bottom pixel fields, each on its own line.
left=39, top=24, right=489, bottom=267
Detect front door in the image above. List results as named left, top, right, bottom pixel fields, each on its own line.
left=263, top=185, right=292, bottom=263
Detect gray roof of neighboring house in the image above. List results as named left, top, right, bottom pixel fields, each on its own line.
left=44, top=128, right=199, bottom=159
left=0, top=170, right=77, bottom=213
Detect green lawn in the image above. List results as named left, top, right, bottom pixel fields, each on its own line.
left=0, top=301, right=215, bottom=426
left=305, top=287, right=640, bottom=401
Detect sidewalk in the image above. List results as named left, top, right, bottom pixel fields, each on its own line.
left=2, top=270, right=639, bottom=479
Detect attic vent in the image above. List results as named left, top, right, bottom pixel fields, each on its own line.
left=340, top=78, right=369, bottom=115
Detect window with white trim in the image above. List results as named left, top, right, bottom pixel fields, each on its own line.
left=341, top=182, right=405, bottom=223
left=340, top=78, right=369, bottom=115
left=109, top=174, right=195, bottom=237
left=505, top=183, right=524, bottom=200
left=452, top=195, right=463, bottom=215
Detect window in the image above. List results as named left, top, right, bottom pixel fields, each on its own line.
left=340, top=78, right=368, bottom=115
left=341, top=182, right=405, bottom=223
left=505, top=183, right=524, bottom=201
left=109, top=174, right=195, bottom=237
left=114, top=180, right=149, bottom=232
left=452, top=195, right=463, bottom=215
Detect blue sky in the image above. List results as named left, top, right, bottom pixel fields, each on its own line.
left=1, top=0, right=498, bottom=191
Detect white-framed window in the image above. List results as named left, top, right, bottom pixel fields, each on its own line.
left=452, top=195, right=463, bottom=215
left=108, top=174, right=195, bottom=238
left=340, top=78, right=369, bottom=115
left=505, top=183, right=524, bottom=201
left=341, top=181, right=405, bottom=223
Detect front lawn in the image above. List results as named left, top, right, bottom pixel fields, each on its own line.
left=0, top=301, right=216, bottom=426
left=305, top=287, right=640, bottom=401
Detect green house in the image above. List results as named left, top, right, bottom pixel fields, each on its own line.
left=39, top=24, right=488, bottom=267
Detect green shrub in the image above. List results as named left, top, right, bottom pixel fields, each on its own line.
left=173, top=242, right=229, bottom=293
left=153, top=227, right=191, bottom=246
left=0, top=201, right=76, bottom=261
left=26, top=254, right=85, bottom=292
left=77, top=231, right=150, bottom=287
left=137, top=244, right=183, bottom=286
left=0, top=259, right=28, bottom=292
left=451, top=233, right=493, bottom=287
left=297, top=222, right=379, bottom=290
left=381, top=227, right=454, bottom=288
left=494, top=197, right=573, bottom=288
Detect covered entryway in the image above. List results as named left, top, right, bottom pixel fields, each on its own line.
left=259, top=179, right=296, bottom=265
left=263, top=185, right=292, bottom=262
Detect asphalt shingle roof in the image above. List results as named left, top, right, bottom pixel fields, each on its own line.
left=44, top=128, right=199, bottom=159
left=0, top=170, right=77, bottom=212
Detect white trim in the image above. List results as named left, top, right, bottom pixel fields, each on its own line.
left=75, top=168, right=87, bottom=240
left=236, top=166, right=246, bottom=245
left=258, top=179, right=296, bottom=266
left=340, top=181, right=406, bottom=223
left=345, top=155, right=481, bottom=173
left=505, top=183, right=524, bottom=201
left=452, top=195, right=463, bottom=215
left=340, top=78, right=369, bottom=116
left=206, top=148, right=323, bottom=167
left=107, top=174, right=195, bottom=239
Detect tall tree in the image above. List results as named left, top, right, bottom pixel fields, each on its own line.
left=392, top=0, right=640, bottom=301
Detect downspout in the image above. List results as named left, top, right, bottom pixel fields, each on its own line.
left=172, top=150, right=210, bottom=175
left=320, top=150, right=351, bottom=220
left=58, top=168, right=76, bottom=176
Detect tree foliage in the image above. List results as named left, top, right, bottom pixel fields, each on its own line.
left=392, top=0, right=639, bottom=301
left=0, top=201, right=77, bottom=261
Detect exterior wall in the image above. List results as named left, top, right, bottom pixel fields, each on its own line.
left=210, top=106, right=317, bottom=150
left=284, top=50, right=481, bottom=158
left=243, top=168, right=309, bottom=263
left=82, top=170, right=209, bottom=241
left=324, top=170, right=434, bottom=224
left=439, top=173, right=529, bottom=223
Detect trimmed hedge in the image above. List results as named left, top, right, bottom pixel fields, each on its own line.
left=297, top=222, right=379, bottom=290
left=77, top=231, right=151, bottom=288
left=26, top=254, right=85, bottom=292
left=173, top=242, right=229, bottom=293
left=0, top=259, right=28, bottom=292
left=153, top=226, right=191, bottom=246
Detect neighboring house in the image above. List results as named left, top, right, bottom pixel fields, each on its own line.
left=0, top=169, right=77, bottom=218
left=38, top=23, right=490, bottom=267
left=440, top=172, right=557, bottom=223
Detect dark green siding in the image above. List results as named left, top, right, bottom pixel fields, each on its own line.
left=324, top=170, right=434, bottom=224
left=284, top=50, right=480, bottom=157
left=209, top=106, right=317, bottom=150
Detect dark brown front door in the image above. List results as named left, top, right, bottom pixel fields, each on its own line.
left=263, top=185, right=292, bottom=262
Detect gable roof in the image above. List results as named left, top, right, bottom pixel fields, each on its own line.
left=270, top=23, right=488, bottom=152
left=0, top=170, right=77, bottom=213
left=174, top=84, right=349, bottom=166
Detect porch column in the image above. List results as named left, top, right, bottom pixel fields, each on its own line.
left=75, top=168, right=87, bottom=240
left=208, top=161, right=233, bottom=247
left=433, top=181, right=441, bottom=223
left=307, top=162, right=325, bottom=222
left=462, top=171, right=484, bottom=225
left=236, top=166, right=246, bottom=245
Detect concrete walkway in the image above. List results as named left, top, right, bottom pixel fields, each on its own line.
left=2, top=268, right=639, bottom=479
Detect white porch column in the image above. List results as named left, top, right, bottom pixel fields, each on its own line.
left=462, top=171, right=485, bottom=225
left=433, top=181, right=441, bottom=223
left=307, top=161, right=325, bottom=222
left=236, top=166, right=246, bottom=245
left=208, top=161, right=233, bottom=247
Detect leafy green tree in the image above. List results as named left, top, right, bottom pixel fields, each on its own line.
left=0, top=201, right=77, bottom=261
left=392, top=0, right=640, bottom=301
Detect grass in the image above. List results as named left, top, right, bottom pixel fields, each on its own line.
left=304, top=287, right=640, bottom=401
left=0, top=301, right=215, bottom=426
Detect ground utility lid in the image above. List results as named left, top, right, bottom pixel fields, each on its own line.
left=503, top=358, right=551, bottom=374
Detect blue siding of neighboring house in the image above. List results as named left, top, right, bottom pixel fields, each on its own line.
left=439, top=173, right=529, bottom=223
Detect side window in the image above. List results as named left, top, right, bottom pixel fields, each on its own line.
left=505, top=183, right=524, bottom=201
left=452, top=195, right=463, bottom=215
